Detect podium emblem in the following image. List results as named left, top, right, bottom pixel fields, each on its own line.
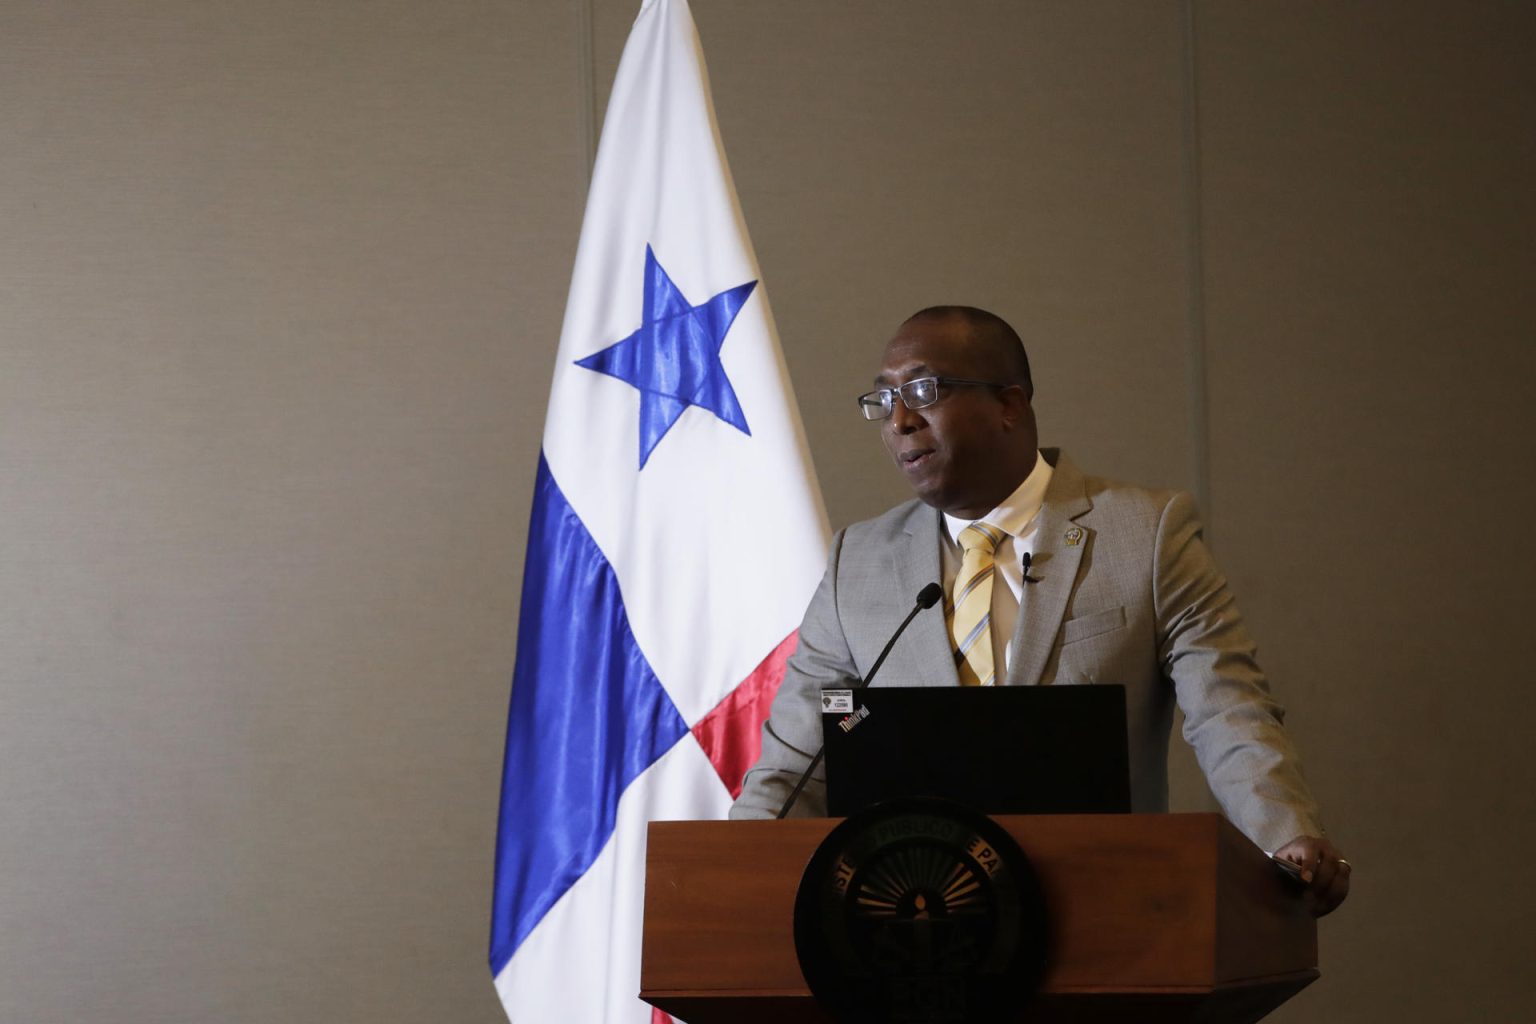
left=793, top=798, right=1048, bottom=1024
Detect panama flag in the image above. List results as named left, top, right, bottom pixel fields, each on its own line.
left=489, top=1, right=829, bottom=1021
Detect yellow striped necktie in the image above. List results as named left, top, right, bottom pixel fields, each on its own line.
left=950, top=522, right=1005, bottom=687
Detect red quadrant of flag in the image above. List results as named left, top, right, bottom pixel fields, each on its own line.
left=690, top=631, right=799, bottom=797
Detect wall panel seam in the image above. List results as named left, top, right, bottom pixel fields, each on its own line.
left=1179, top=0, right=1214, bottom=535
left=577, top=0, right=597, bottom=181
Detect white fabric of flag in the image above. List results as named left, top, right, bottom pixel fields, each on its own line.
left=489, top=1, right=829, bottom=1021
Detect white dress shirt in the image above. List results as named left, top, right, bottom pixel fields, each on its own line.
left=940, top=451, right=1054, bottom=677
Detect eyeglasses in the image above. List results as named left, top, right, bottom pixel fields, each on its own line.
left=856, top=376, right=1010, bottom=421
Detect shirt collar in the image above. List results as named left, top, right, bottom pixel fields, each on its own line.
left=942, top=450, right=1053, bottom=546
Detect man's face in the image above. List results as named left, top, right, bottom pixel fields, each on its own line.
left=875, top=318, right=1035, bottom=518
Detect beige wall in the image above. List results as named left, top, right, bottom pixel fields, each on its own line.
left=2, top=2, right=1531, bottom=1021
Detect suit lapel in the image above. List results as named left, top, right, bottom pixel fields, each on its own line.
left=1006, top=451, right=1091, bottom=686
left=893, top=505, right=960, bottom=688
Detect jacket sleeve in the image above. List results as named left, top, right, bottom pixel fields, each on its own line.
left=1155, top=491, right=1325, bottom=852
left=729, top=528, right=859, bottom=819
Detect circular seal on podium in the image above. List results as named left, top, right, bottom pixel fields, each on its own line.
left=793, top=797, right=1049, bottom=1024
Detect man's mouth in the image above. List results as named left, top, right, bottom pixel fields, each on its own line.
left=899, top=448, right=935, bottom=468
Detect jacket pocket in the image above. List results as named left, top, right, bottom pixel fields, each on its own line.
left=1061, top=606, right=1126, bottom=645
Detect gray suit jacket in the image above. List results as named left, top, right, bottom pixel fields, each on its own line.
left=731, top=449, right=1322, bottom=853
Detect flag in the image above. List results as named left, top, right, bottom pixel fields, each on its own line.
left=489, top=1, right=829, bottom=1021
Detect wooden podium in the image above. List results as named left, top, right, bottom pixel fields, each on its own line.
left=641, top=813, right=1317, bottom=1024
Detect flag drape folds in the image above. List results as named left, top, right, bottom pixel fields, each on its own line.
left=490, top=2, right=828, bottom=1020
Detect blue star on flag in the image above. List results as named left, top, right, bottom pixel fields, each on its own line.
left=576, top=246, right=756, bottom=468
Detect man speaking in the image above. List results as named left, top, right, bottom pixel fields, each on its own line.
left=731, top=305, right=1350, bottom=915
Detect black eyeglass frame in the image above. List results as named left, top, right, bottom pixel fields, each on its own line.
left=855, top=376, right=1012, bottom=420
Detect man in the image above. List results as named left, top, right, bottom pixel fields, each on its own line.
left=731, top=306, right=1350, bottom=915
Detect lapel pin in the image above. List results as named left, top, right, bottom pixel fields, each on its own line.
left=1064, top=526, right=1084, bottom=547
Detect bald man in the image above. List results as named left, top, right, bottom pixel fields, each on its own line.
left=732, top=306, right=1349, bottom=915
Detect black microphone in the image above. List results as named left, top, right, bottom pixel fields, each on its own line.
left=775, top=582, right=944, bottom=819
left=1021, top=551, right=1041, bottom=584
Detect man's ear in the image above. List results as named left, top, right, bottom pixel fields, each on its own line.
left=997, top=385, right=1032, bottom=429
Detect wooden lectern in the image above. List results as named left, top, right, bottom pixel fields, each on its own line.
left=641, top=813, right=1317, bottom=1024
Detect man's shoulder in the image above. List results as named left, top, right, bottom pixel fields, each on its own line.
left=1080, top=473, right=1184, bottom=521
left=820, top=499, right=936, bottom=576
left=823, top=451, right=1198, bottom=551
left=1047, top=449, right=1189, bottom=528
left=841, top=496, right=934, bottom=543
left=816, top=501, right=933, bottom=581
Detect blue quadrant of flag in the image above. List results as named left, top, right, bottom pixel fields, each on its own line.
left=576, top=245, right=756, bottom=468
left=488, top=454, right=690, bottom=974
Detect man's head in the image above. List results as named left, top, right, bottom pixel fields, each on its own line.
left=869, top=306, right=1038, bottom=518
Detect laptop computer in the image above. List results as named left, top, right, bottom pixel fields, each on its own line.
left=819, top=685, right=1132, bottom=817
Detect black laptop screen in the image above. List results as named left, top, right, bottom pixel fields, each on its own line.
left=819, top=685, right=1131, bottom=817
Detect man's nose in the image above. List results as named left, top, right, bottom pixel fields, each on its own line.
left=889, top=395, right=924, bottom=434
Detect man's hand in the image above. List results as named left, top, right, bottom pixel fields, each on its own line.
left=1273, top=835, right=1351, bottom=916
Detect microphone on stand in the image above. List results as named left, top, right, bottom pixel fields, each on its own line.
left=775, top=582, right=944, bottom=819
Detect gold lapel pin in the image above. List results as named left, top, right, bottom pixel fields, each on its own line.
left=1064, top=526, right=1084, bottom=547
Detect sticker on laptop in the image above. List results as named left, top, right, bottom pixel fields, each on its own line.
left=821, top=689, right=854, bottom=713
